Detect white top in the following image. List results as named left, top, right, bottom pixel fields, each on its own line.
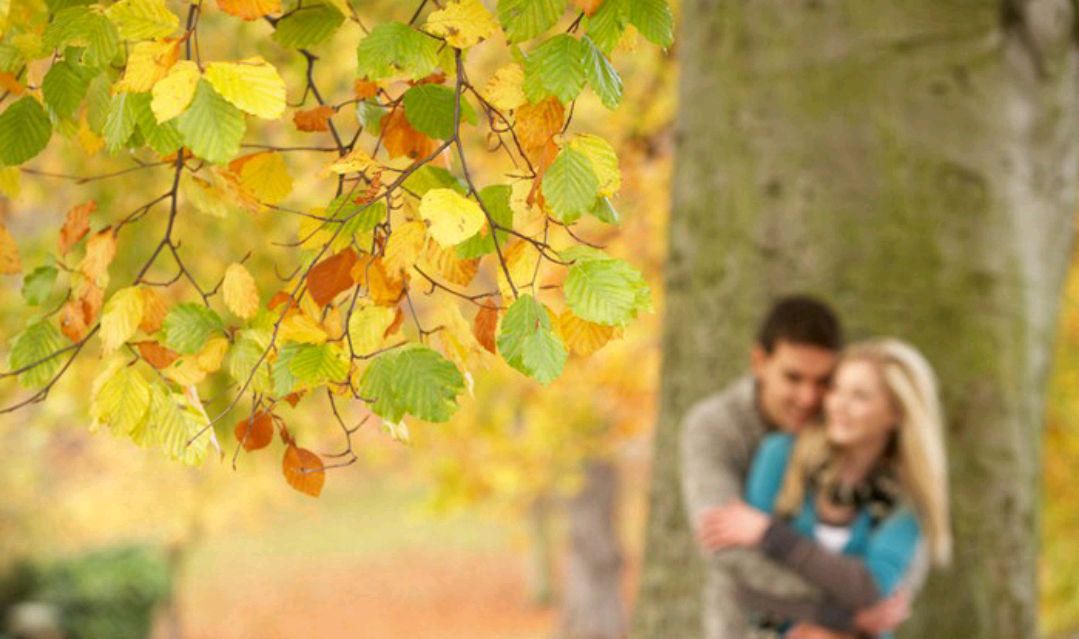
left=814, top=522, right=853, bottom=553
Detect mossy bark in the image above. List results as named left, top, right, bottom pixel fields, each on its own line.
left=633, top=1, right=1079, bottom=637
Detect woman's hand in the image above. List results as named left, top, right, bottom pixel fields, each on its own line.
left=787, top=623, right=857, bottom=639
left=696, top=499, right=770, bottom=550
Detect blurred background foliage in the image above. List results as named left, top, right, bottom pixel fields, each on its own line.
left=1, top=0, right=1077, bottom=637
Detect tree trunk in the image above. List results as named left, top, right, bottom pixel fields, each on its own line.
left=562, top=459, right=627, bottom=639
left=527, top=494, right=556, bottom=607
left=634, top=2, right=1079, bottom=638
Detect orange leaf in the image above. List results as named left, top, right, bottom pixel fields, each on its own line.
left=0, top=72, right=24, bottom=95
left=307, top=248, right=359, bottom=307
left=351, top=256, right=406, bottom=306
left=235, top=410, right=274, bottom=451
left=424, top=240, right=479, bottom=287
left=216, top=0, right=281, bottom=20
left=60, top=300, right=89, bottom=342
left=293, top=105, right=335, bottom=132
left=78, top=228, right=117, bottom=287
left=381, top=108, right=435, bottom=160
left=515, top=97, right=564, bottom=156
left=283, top=445, right=325, bottom=497
left=139, top=287, right=169, bottom=333
left=473, top=304, right=499, bottom=354
left=385, top=306, right=405, bottom=338
left=557, top=310, right=616, bottom=357
left=268, top=290, right=298, bottom=312
left=135, top=340, right=180, bottom=369
left=572, top=0, right=603, bottom=16
left=283, top=391, right=305, bottom=407
left=77, top=282, right=105, bottom=326
left=353, top=78, right=379, bottom=99
left=59, top=201, right=96, bottom=255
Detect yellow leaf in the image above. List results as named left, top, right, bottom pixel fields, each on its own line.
left=216, top=0, right=280, bottom=20
left=482, top=64, right=526, bottom=112
left=90, top=357, right=151, bottom=435
left=205, top=57, right=286, bottom=119
left=382, top=220, right=426, bottom=276
left=151, top=60, right=200, bottom=122
left=419, top=188, right=486, bottom=248
left=568, top=134, right=620, bottom=196
left=557, top=309, right=617, bottom=357
left=222, top=262, right=259, bottom=319
left=325, top=146, right=379, bottom=176
left=100, top=287, right=145, bottom=354
left=162, top=355, right=207, bottom=385
left=231, top=151, right=292, bottom=205
left=196, top=336, right=229, bottom=372
left=77, top=111, right=105, bottom=155
left=115, top=39, right=180, bottom=93
left=279, top=313, right=328, bottom=344
left=0, top=222, right=20, bottom=275
left=346, top=302, right=395, bottom=353
left=432, top=303, right=487, bottom=377
left=105, top=0, right=179, bottom=40
left=139, top=287, right=169, bottom=333
left=0, top=166, right=20, bottom=198
left=496, top=240, right=541, bottom=301
left=79, top=229, right=117, bottom=288
left=423, top=0, right=498, bottom=49
left=421, top=238, right=479, bottom=287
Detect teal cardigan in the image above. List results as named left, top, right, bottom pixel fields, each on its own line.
left=745, top=433, right=921, bottom=597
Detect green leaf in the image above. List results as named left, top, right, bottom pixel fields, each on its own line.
left=43, top=7, right=120, bottom=68
left=141, top=383, right=209, bottom=465
left=355, top=22, right=440, bottom=81
left=227, top=329, right=274, bottom=395
left=288, top=343, right=349, bottom=385
left=163, top=303, right=224, bottom=355
left=8, top=320, right=68, bottom=388
left=272, top=341, right=302, bottom=397
left=359, top=345, right=465, bottom=422
left=331, top=196, right=385, bottom=239
left=584, top=0, right=626, bottom=54
left=497, top=294, right=566, bottom=383
left=403, top=165, right=466, bottom=197
left=84, top=73, right=111, bottom=133
left=42, top=61, right=91, bottom=119
left=456, top=184, right=512, bottom=259
left=523, top=34, right=586, bottom=104
left=541, top=146, right=598, bottom=222
left=90, top=357, right=151, bottom=436
left=0, top=97, right=52, bottom=166
left=589, top=196, right=620, bottom=225
left=402, top=84, right=477, bottom=140
left=563, top=253, right=651, bottom=325
left=272, top=2, right=344, bottom=49
left=628, top=0, right=672, bottom=48
left=105, top=0, right=178, bottom=40
left=103, top=91, right=139, bottom=153
left=582, top=35, right=621, bottom=109
left=129, top=91, right=182, bottom=156
left=356, top=100, right=385, bottom=133
left=176, top=79, right=246, bottom=164
left=22, top=265, right=58, bottom=306
left=497, top=0, right=564, bottom=43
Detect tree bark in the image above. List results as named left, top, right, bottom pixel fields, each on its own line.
left=562, top=460, right=627, bottom=639
left=634, top=2, right=1079, bottom=638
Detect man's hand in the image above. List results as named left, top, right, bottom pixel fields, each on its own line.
left=695, top=499, right=770, bottom=551
left=854, top=588, right=911, bottom=635
left=787, top=623, right=857, bottom=639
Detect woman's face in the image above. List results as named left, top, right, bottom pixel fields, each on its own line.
left=825, top=358, right=899, bottom=449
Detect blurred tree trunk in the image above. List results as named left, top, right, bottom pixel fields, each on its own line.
left=527, top=493, right=555, bottom=606
left=633, top=2, right=1079, bottom=638
left=562, top=459, right=627, bottom=639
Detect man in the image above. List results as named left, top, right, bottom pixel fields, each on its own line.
left=681, top=296, right=912, bottom=638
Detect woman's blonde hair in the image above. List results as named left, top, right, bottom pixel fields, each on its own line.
left=775, top=338, right=952, bottom=566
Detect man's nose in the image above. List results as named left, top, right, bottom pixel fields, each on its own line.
left=796, top=384, right=820, bottom=408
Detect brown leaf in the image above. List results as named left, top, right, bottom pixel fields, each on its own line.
left=572, top=0, right=604, bottom=16
left=351, top=256, right=406, bottom=306
left=135, top=340, right=180, bottom=369
left=60, top=301, right=89, bottom=342
left=139, top=287, right=169, bottom=333
left=293, top=105, right=335, bottom=133
left=283, top=391, right=305, bottom=407
left=307, top=248, right=359, bottom=307
left=515, top=97, right=564, bottom=156
left=59, top=201, right=96, bottom=255
left=77, top=282, right=105, bottom=326
left=385, top=306, right=405, bottom=338
left=353, top=78, right=379, bottom=100
left=381, top=108, right=435, bottom=160
left=268, top=290, right=298, bottom=312
left=283, top=445, right=325, bottom=497
left=473, top=304, right=499, bottom=354
left=234, top=410, right=274, bottom=451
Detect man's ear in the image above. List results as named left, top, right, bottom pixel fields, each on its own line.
left=750, top=344, right=768, bottom=377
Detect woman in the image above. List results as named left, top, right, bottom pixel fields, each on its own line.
left=707, top=339, right=951, bottom=638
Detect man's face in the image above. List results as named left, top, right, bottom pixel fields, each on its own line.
left=751, top=340, right=837, bottom=432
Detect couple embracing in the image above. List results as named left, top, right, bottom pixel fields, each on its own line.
left=681, top=296, right=951, bottom=639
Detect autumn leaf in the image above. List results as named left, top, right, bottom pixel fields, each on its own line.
left=573, top=0, right=604, bottom=16
left=382, top=220, right=427, bottom=276
left=231, top=152, right=293, bottom=205
left=353, top=78, right=379, bottom=99
left=235, top=410, right=274, bottom=451
left=557, top=309, right=617, bottom=356
left=423, top=0, right=499, bottom=49
left=136, top=340, right=179, bottom=369
left=59, top=201, right=96, bottom=255
left=0, top=72, right=24, bottom=95
left=151, top=60, right=200, bottom=123
left=60, top=300, right=89, bottom=342
left=293, top=104, right=335, bottom=132
left=422, top=239, right=480, bottom=287
left=473, top=304, right=499, bottom=354
left=351, top=256, right=406, bottom=306
left=419, top=188, right=486, bottom=247
left=205, top=57, right=287, bottom=119
left=278, top=312, right=329, bottom=344
left=0, top=222, right=21, bottom=275
left=115, top=39, right=181, bottom=93
left=482, top=64, right=526, bottom=111
left=78, top=229, right=117, bottom=287
left=217, top=0, right=281, bottom=20
left=223, top=262, right=259, bottom=319
left=139, top=287, right=169, bottom=333
left=195, top=336, right=230, bottom=372
left=283, top=444, right=325, bottom=496
left=307, top=248, right=358, bottom=307
left=100, top=287, right=145, bottom=354
left=381, top=107, right=435, bottom=160
left=326, top=146, right=380, bottom=177
left=515, top=96, right=564, bottom=155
